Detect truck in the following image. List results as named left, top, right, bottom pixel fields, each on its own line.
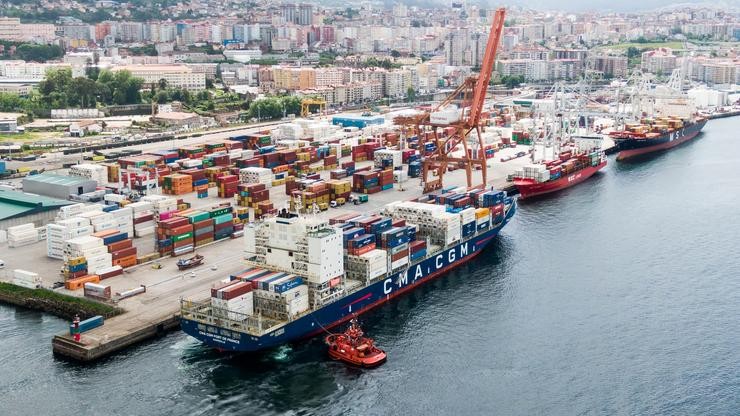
left=329, top=197, right=346, bottom=208
left=351, top=194, right=369, bottom=205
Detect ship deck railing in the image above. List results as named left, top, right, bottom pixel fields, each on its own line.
left=180, top=299, right=283, bottom=337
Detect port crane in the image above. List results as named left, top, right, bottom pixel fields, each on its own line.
left=394, top=8, right=506, bottom=193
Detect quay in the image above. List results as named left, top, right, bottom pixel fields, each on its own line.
left=0, top=113, right=631, bottom=362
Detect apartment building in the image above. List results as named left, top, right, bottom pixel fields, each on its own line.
left=592, top=55, right=629, bottom=77
left=641, top=48, right=677, bottom=75
left=112, top=65, right=206, bottom=90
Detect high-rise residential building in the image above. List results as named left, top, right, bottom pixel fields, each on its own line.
left=118, top=22, right=144, bottom=43
left=592, top=55, right=628, bottom=78
left=111, top=64, right=206, bottom=90
left=641, top=48, right=677, bottom=75
left=19, top=24, right=56, bottom=42
left=445, top=28, right=470, bottom=66
left=0, top=18, right=21, bottom=41
left=298, top=4, right=313, bottom=26
left=61, top=24, right=94, bottom=41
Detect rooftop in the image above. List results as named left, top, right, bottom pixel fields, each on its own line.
left=22, top=173, right=96, bottom=187
left=0, top=189, right=73, bottom=222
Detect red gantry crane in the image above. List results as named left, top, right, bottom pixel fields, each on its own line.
left=395, top=8, right=506, bottom=193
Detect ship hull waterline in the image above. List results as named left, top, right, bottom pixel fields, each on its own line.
left=180, top=202, right=516, bottom=353
left=513, top=161, right=607, bottom=200
left=615, top=120, right=707, bottom=161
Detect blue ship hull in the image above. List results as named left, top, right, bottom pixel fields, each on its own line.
left=181, top=202, right=516, bottom=352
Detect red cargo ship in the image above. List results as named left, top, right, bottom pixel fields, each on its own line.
left=513, top=148, right=607, bottom=200
left=611, top=117, right=707, bottom=161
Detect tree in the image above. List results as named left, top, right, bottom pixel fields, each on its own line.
left=71, top=77, right=98, bottom=108
left=500, top=75, right=525, bottom=89
left=626, top=47, right=641, bottom=59
left=155, top=90, right=170, bottom=103
left=14, top=43, right=64, bottom=62
left=158, top=78, right=168, bottom=90
left=390, top=50, right=401, bottom=58
left=406, top=87, right=416, bottom=102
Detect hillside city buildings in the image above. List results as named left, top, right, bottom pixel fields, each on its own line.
left=0, top=4, right=737, bottom=104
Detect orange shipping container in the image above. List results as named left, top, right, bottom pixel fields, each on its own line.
left=112, top=255, right=137, bottom=268
left=65, top=275, right=101, bottom=290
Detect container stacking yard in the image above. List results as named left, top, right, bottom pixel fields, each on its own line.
left=0, top=107, right=536, bottom=361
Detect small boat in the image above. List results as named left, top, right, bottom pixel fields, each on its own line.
left=325, top=318, right=386, bottom=368
left=176, top=254, right=204, bottom=271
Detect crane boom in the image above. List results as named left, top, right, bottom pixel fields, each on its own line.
left=393, top=8, right=506, bottom=193
left=468, top=8, right=506, bottom=126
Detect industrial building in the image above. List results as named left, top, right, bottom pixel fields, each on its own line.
left=331, top=115, right=385, bottom=129
left=22, top=173, right=97, bottom=200
left=0, top=189, right=72, bottom=235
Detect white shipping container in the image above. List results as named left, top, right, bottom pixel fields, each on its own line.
left=391, top=256, right=409, bottom=270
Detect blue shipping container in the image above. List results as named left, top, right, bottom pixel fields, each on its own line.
left=343, top=227, right=365, bottom=245
left=103, top=232, right=128, bottom=246
left=69, top=315, right=104, bottom=335
left=349, top=234, right=375, bottom=249
left=369, top=218, right=392, bottom=234
left=410, top=249, right=427, bottom=261
left=274, top=277, right=304, bottom=293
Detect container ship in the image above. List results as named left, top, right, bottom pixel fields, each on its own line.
left=512, top=135, right=607, bottom=199
left=180, top=188, right=516, bottom=352
left=610, top=116, right=707, bottom=161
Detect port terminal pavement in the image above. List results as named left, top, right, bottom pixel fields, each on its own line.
left=0, top=139, right=547, bottom=361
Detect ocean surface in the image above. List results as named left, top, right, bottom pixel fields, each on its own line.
left=1, top=117, right=739, bottom=416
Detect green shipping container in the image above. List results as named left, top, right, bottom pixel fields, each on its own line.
left=213, top=213, right=234, bottom=225
left=172, top=232, right=194, bottom=242
left=186, top=211, right=210, bottom=223
left=210, top=207, right=231, bottom=218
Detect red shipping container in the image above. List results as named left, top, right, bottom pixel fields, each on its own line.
left=214, top=222, right=233, bottom=232
left=219, top=281, right=252, bottom=300
left=391, top=250, right=408, bottom=262
left=195, top=232, right=214, bottom=242
left=170, top=224, right=193, bottom=236
left=193, top=218, right=214, bottom=229
left=66, top=270, right=87, bottom=279
left=349, top=243, right=376, bottom=256
left=99, top=268, right=124, bottom=279
left=112, top=246, right=137, bottom=260
left=160, top=217, right=190, bottom=229
left=107, top=239, right=133, bottom=252
left=134, top=214, right=154, bottom=224
left=392, top=219, right=406, bottom=228
left=211, top=280, right=238, bottom=298
left=173, top=238, right=193, bottom=249
left=410, top=240, right=426, bottom=253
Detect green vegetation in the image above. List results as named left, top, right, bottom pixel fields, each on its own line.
left=318, top=51, right=338, bottom=66
left=0, top=282, right=123, bottom=320
left=406, top=87, right=416, bottom=102
left=598, top=41, right=685, bottom=51
left=0, top=41, right=64, bottom=62
left=498, top=75, right=526, bottom=88
left=127, top=44, right=158, bottom=57
left=0, top=68, right=144, bottom=117
left=1, top=8, right=113, bottom=24
left=143, top=84, right=248, bottom=114
left=362, top=57, right=401, bottom=70
left=250, top=58, right=279, bottom=66
left=39, top=68, right=144, bottom=108
left=0, top=131, right=55, bottom=143
left=247, top=96, right=301, bottom=120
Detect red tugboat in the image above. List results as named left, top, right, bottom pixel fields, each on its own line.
left=325, top=318, right=387, bottom=368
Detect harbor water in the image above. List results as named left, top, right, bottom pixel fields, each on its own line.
left=1, top=117, right=739, bottom=415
